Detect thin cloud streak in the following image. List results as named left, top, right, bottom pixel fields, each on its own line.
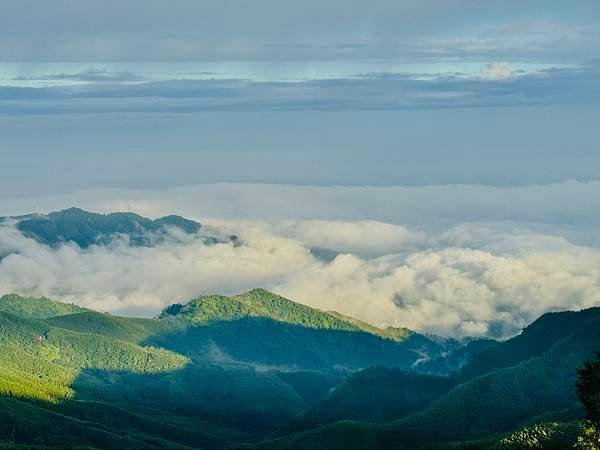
left=1, top=64, right=598, bottom=114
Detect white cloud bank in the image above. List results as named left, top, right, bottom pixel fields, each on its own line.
left=1, top=216, right=599, bottom=339
left=3, top=181, right=600, bottom=338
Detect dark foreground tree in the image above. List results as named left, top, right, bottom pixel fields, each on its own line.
left=577, top=351, right=600, bottom=449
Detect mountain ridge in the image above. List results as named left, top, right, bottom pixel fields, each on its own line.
left=2, top=207, right=235, bottom=248
left=1, top=289, right=598, bottom=448
left=0, top=288, right=456, bottom=447
left=161, top=288, right=390, bottom=336
left=253, top=306, right=600, bottom=449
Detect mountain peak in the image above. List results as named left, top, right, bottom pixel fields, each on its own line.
left=11, top=207, right=220, bottom=248
left=159, top=289, right=417, bottom=342
left=160, top=289, right=359, bottom=332
left=56, top=206, right=86, bottom=214
left=0, top=293, right=86, bottom=319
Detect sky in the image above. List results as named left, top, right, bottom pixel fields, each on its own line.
left=1, top=1, right=600, bottom=338
left=0, top=1, right=599, bottom=193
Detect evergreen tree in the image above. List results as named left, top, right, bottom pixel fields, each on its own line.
left=577, top=351, right=600, bottom=449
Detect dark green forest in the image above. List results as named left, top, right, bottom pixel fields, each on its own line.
left=0, top=290, right=598, bottom=449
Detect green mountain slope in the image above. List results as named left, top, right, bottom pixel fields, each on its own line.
left=253, top=307, right=600, bottom=449
left=252, top=420, right=586, bottom=450
left=47, top=311, right=168, bottom=343
left=460, top=307, right=600, bottom=380
left=0, top=300, right=298, bottom=446
left=154, top=289, right=451, bottom=373
left=277, top=366, right=455, bottom=436
left=0, top=309, right=188, bottom=402
left=0, top=289, right=454, bottom=448
left=4, top=289, right=595, bottom=449
left=326, top=311, right=412, bottom=341
left=0, top=395, right=240, bottom=450
left=161, top=289, right=359, bottom=331
left=0, top=294, right=86, bottom=319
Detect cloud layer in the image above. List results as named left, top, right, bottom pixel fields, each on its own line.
left=2, top=212, right=600, bottom=339
left=2, top=64, right=599, bottom=114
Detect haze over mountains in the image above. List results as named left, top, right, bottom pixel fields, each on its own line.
left=2, top=207, right=600, bottom=341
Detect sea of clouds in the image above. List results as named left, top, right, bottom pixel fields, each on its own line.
left=2, top=181, right=600, bottom=339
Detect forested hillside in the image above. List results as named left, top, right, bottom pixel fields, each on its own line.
left=0, top=290, right=453, bottom=448
left=0, top=291, right=598, bottom=449
left=277, top=367, right=455, bottom=436
left=255, top=308, right=600, bottom=449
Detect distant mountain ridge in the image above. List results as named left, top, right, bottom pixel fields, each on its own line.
left=2, top=207, right=236, bottom=248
